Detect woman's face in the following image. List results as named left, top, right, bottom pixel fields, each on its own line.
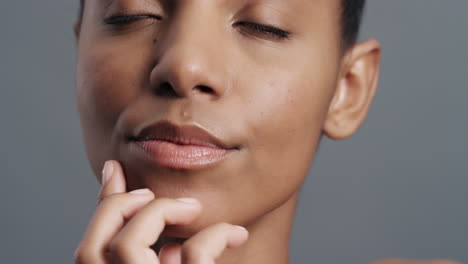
left=75, top=0, right=343, bottom=235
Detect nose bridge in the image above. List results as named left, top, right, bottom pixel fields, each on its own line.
left=150, top=5, right=227, bottom=99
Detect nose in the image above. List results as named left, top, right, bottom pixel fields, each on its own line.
left=149, top=15, right=228, bottom=100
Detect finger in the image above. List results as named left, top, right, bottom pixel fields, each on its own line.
left=75, top=189, right=155, bottom=264
left=108, top=198, right=202, bottom=264
left=181, top=223, right=249, bottom=264
left=159, top=243, right=182, bottom=264
left=98, top=160, right=126, bottom=203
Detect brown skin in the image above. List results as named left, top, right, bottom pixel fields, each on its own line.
left=72, top=0, right=459, bottom=263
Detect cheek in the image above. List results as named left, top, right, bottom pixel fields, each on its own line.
left=76, top=40, right=153, bottom=116
left=75, top=42, right=152, bottom=175
left=237, top=61, right=337, bottom=208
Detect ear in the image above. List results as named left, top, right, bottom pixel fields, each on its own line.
left=323, top=39, right=382, bottom=140
left=73, top=20, right=81, bottom=43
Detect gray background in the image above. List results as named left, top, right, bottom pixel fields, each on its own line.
left=1, top=1, right=467, bottom=263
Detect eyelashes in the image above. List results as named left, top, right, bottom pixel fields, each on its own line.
left=232, top=21, right=290, bottom=40
left=103, top=15, right=290, bottom=40
left=103, top=14, right=162, bottom=25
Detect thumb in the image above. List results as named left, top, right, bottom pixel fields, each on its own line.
left=159, top=243, right=182, bottom=264
left=97, top=160, right=127, bottom=203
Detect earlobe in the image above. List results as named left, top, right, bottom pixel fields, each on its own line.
left=323, top=39, right=382, bottom=140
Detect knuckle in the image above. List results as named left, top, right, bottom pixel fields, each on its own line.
left=108, top=237, right=132, bottom=258
left=98, top=192, right=141, bottom=211
left=73, top=245, right=95, bottom=264
left=97, top=190, right=119, bottom=204
left=99, top=193, right=125, bottom=207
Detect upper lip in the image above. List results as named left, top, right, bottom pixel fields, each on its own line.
left=128, top=120, right=237, bottom=150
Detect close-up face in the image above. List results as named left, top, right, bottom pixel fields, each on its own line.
left=75, top=0, right=373, bottom=237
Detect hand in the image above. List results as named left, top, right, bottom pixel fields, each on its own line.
left=369, top=259, right=462, bottom=264
left=74, top=160, right=249, bottom=264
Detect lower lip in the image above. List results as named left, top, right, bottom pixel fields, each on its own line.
left=132, top=140, right=234, bottom=170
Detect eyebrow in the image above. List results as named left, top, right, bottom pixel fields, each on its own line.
left=99, top=0, right=161, bottom=9
left=100, top=0, right=304, bottom=7
left=98, top=0, right=310, bottom=16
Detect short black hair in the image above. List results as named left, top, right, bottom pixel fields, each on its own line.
left=340, top=0, right=366, bottom=48
left=77, top=0, right=365, bottom=49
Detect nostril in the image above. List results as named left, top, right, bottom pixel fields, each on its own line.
left=195, top=85, right=214, bottom=94
left=154, top=82, right=178, bottom=98
left=152, top=82, right=216, bottom=98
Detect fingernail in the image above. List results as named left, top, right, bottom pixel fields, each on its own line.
left=234, top=225, right=248, bottom=232
left=176, top=198, right=199, bottom=204
left=129, top=188, right=152, bottom=195
left=102, top=161, right=114, bottom=185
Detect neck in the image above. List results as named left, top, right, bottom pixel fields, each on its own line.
left=216, top=192, right=299, bottom=264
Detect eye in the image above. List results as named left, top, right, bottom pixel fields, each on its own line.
left=233, top=21, right=290, bottom=40
left=103, top=14, right=162, bottom=25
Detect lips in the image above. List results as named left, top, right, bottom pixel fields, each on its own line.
left=127, top=120, right=239, bottom=169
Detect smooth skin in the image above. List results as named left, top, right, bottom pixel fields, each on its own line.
left=73, top=0, right=461, bottom=263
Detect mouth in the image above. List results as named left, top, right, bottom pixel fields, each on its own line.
left=127, top=120, right=239, bottom=170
